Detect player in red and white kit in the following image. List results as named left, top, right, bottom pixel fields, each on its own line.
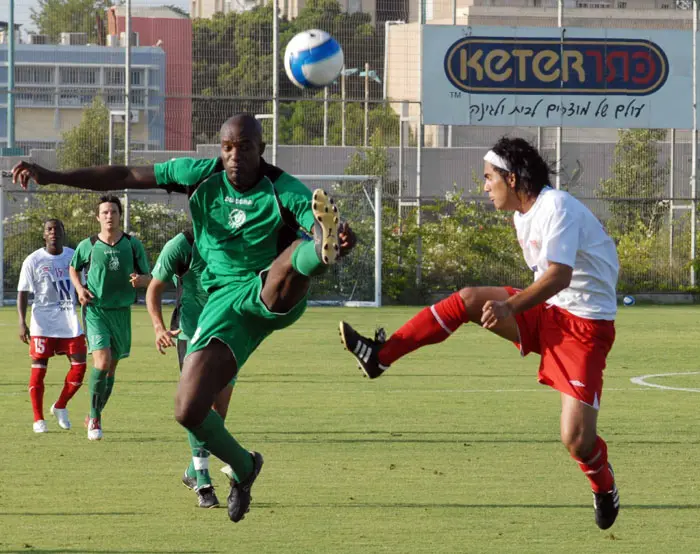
left=17, top=219, right=87, bottom=433
left=339, top=137, right=621, bottom=530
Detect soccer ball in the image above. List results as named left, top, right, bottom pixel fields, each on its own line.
left=284, top=30, right=344, bottom=89
left=623, top=295, right=636, bottom=306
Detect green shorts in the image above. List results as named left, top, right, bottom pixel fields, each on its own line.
left=83, top=305, right=132, bottom=360
left=187, top=271, right=307, bottom=373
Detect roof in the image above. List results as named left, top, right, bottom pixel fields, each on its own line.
left=110, top=6, right=190, bottom=19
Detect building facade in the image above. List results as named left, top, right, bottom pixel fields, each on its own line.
left=0, top=43, right=166, bottom=151
left=107, top=6, right=193, bottom=151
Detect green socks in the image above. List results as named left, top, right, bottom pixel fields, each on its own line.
left=101, top=373, right=115, bottom=411
left=88, top=368, right=108, bottom=419
left=189, top=410, right=253, bottom=483
left=186, top=431, right=212, bottom=488
left=291, top=240, right=326, bottom=277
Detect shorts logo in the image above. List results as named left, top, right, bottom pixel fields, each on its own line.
left=90, top=334, right=103, bottom=344
left=569, top=379, right=586, bottom=388
left=191, top=327, right=202, bottom=344
left=228, top=209, right=247, bottom=230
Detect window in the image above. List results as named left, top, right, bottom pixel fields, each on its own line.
left=348, top=0, right=362, bottom=13
left=16, top=88, right=54, bottom=106
left=59, top=90, right=97, bottom=106
left=59, top=67, right=98, bottom=85
left=106, top=90, right=125, bottom=106
left=661, top=3, right=669, bottom=6
left=105, top=68, right=144, bottom=86
left=15, top=66, right=54, bottom=84
left=105, top=68, right=124, bottom=86
left=618, top=1, right=626, bottom=6
left=534, top=0, right=542, bottom=6
left=131, top=90, right=145, bottom=107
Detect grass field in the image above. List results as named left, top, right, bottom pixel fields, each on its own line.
left=1, top=305, right=699, bottom=554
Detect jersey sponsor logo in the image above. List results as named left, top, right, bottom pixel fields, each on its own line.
left=228, top=209, right=247, bottom=230
left=50, top=278, right=75, bottom=311
left=225, top=196, right=253, bottom=206
left=108, top=256, right=120, bottom=271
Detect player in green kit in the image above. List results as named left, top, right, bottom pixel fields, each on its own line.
left=146, top=228, right=234, bottom=509
left=69, top=195, right=151, bottom=441
left=12, top=113, right=356, bottom=523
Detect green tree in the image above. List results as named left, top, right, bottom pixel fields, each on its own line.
left=191, top=0, right=383, bottom=144
left=57, top=96, right=123, bottom=170
left=278, top=96, right=399, bottom=147
left=30, top=0, right=112, bottom=43
left=598, top=129, right=669, bottom=237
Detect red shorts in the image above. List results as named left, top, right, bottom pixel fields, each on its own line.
left=29, top=335, right=87, bottom=360
left=504, top=287, right=615, bottom=409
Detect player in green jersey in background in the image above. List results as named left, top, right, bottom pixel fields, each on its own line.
left=13, top=113, right=356, bottom=523
left=69, top=195, right=151, bottom=441
left=146, top=228, right=234, bottom=509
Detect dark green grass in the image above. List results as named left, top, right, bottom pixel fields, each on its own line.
left=0, top=306, right=698, bottom=553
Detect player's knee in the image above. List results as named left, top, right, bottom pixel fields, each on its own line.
left=174, top=393, right=206, bottom=429
left=457, top=288, right=477, bottom=318
left=561, top=427, right=595, bottom=459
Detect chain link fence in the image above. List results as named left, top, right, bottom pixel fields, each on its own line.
left=2, top=0, right=699, bottom=302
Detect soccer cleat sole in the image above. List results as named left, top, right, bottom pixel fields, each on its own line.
left=312, top=189, right=340, bottom=265
left=338, top=321, right=371, bottom=378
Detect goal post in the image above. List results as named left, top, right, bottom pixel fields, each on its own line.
left=296, top=175, right=382, bottom=308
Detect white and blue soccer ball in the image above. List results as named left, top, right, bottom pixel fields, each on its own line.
left=284, top=30, right=344, bottom=89
left=623, top=295, right=636, bottom=306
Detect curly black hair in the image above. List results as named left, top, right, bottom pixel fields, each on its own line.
left=490, top=137, right=555, bottom=197
left=43, top=218, right=65, bottom=234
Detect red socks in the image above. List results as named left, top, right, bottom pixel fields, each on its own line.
left=29, top=364, right=47, bottom=421
left=378, top=292, right=471, bottom=367
left=54, top=362, right=87, bottom=409
left=574, top=436, right=615, bottom=493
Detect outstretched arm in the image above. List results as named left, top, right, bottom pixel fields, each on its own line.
left=12, top=161, right=158, bottom=191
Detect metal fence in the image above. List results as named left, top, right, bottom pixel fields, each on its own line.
left=1, top=0, right=700, bottom=302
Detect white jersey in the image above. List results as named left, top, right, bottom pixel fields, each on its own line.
left=513, top=187, right=619, bottom=320
left=17, top=248, right=83, bottom=338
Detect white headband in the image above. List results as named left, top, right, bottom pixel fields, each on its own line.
left=484, top=150, right=510, bottom=172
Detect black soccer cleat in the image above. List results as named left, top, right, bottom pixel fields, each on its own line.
left=181, top=472, right=197, bottom=491
left=339, top=322, right=389, bottom=379
left=593, top=464, right=620, bottom=530
left=311, top=189, right=340, bottom=265
left=227, top=451, right=264, bottom=523
left=196, top=485, right=220, bottom=509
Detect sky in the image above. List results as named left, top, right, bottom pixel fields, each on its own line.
left=2, top=0, right=192, bottom=35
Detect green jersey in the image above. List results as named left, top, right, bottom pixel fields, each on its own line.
left=71, top=233, right=150, bottom=309
left=151, top=231, right=208, bottom=341
left=154, top=157, right=315, bottom=291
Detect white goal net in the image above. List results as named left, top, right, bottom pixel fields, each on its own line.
left=297, top=175, right=382, bottom=308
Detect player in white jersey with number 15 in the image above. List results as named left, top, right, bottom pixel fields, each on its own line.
left=17, top=219, right=87, bottom=433
left=340, top=137, right=621, bottom=531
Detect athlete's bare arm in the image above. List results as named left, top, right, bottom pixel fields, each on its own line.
left=17, top=290, right=30, bottom=344
left=12, top=162, right=158, bottom=191
left=145, top=278, right=180, bottom=354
